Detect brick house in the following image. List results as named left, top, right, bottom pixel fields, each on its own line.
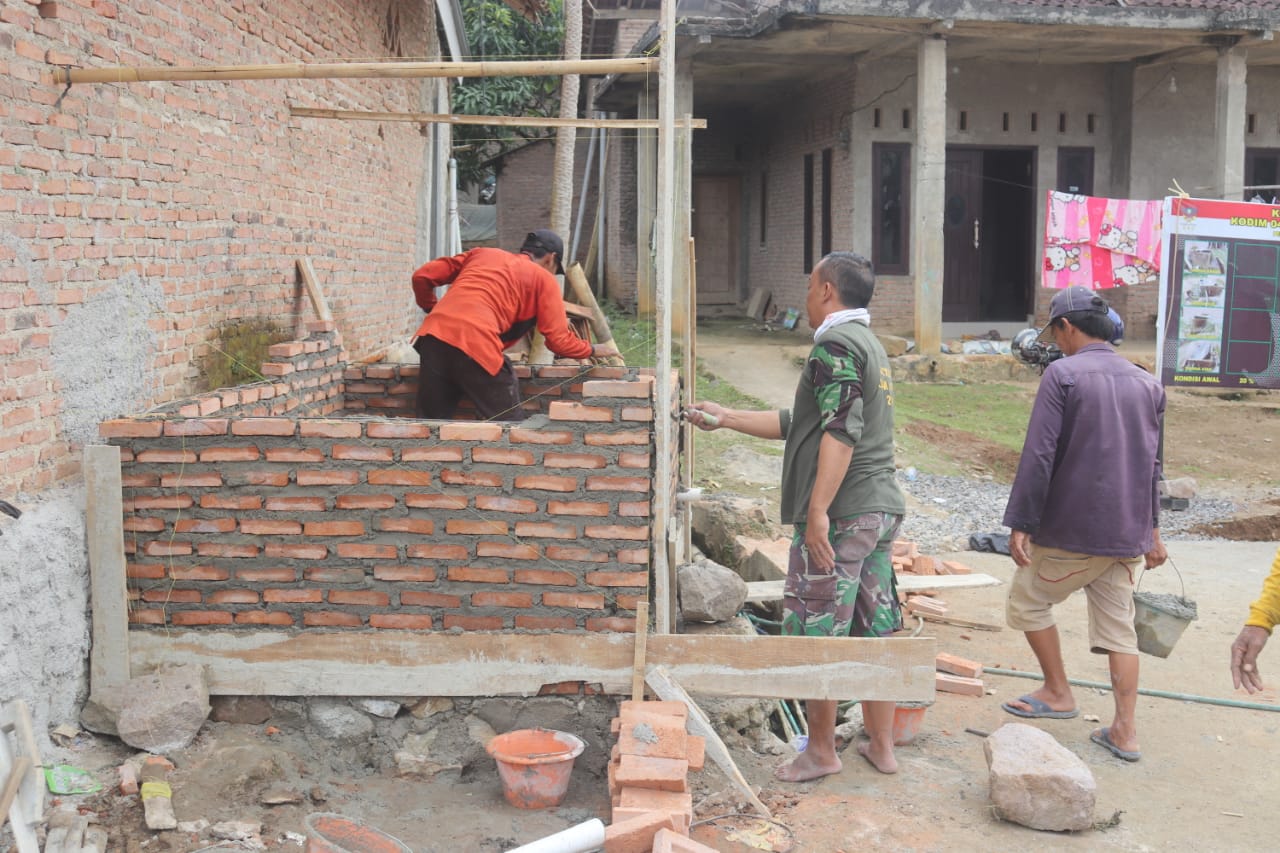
left=583, top=0, right=1280, bottom=345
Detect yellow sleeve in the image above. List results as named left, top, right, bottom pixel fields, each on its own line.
left=1245, top=547, right=1280, bottom=633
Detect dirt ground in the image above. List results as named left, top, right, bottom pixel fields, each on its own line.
left=12, top=321, right=1280, bottom=853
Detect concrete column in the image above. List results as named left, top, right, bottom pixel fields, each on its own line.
left=636, top=89, right=657, bottom=315
left=1214, top=46, right=1247, bottom=200
left=672, top=57, right=694, bottom=331
left=912, top=35, right=946, bottom=354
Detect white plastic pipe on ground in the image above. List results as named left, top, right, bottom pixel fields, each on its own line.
left=505, top=818, right=605, bottom=853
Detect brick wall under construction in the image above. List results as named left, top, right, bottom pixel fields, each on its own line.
left=101, top=324, right=678, bottom=634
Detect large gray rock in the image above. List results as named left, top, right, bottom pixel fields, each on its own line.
left=80, top=685, right=126, bottom=736
left=116, top=665, right=211, bottom=753
left=1159, top=477, right=1198, bottom=500
left=678, top=559, right=749, bottom=623
left=307, top=699, right=374, bottom=744
left=985, top=723, right=1097, bottom=832
left=209, top=696, right=273, bottom=725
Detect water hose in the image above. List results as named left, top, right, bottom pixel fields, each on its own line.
left=983, top=666, right=1280, bottom=713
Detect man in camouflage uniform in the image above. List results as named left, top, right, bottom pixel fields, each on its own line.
left=689, top=251, right=907, bottom=781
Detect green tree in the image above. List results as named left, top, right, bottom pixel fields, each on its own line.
left=453, top=0, right=565, bottom=186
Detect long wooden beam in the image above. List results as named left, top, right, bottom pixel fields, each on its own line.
left=128, top=630, right=936, bottom=701
left=54, top=57, right=658, bottom=86
left=289, top=106, right=706, bottom=130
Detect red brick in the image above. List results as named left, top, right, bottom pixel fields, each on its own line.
left=335, top=494, right=397, bottom=510
left=614, top=754, right=689, bottom=793
left=236, top=568, right=298, bottom=582
left=306, top=568, right=367, bottom=583
left=602, top=810, right=677, bottom=853
left=446, top=519, right=506, bottom=535
left=621, top=407, right=652, bottom=422
left=265, top=543, right=328, bottom=560
left=122, top=474, right=161, bottom=488
left=366, top=422, right=431, bottom=439
left=129, top=609, right=166, bottom=625
left=940, top=560, right=974, bottom=575
left=935, top=653, right=983, bottom=679
left=371, top=613, right=433, bottom=629
left=617, top=788, right=694, bottom=822
left=236, top=611, right=296, bottom=626
left=268, top=342, right=306, bottom=358
left=134, top=449, right=200, bottom=467
left=588, top=616, right=636, bottom=632
left=650, top=828, right=717, bottom=853
left=543, top=452, right=607, bottom=469
left=232, top=418, right=296, bottom=436
left=132, top=495, right=194, bottom=510
left=582, top=378, right=654, bottom=398
left=297, top=469, right=361, bottom=486
left=201, top=494, right=263, bottom=510
left=171, top=565, right=232, bottom=581
left=440, top=470, right=503, bottom=487
left=243, top=470, right=290, bottom=487
left=509, top=427, right=573, bottom=445
left=100, top=419, right=162, bottom=438
left=912, top=555, right=938, bottom=576
left=332, top=444, right=393, bottom=461
left=174, top=517, right=235, bottom=534
left=585, top=431, right=650, bottom=446
left=586, top=476, right=650, bottom=492
left=141, top=589, right=201, bottom=603
left=142, top=540, right=192, bottom=556
left=200, top=446, right=261, bottom=462
left=477, top=542, right=538, bottom=560
left=517, top=615, right=577, bottom=630
left=172, top=611, right=234, bottom=626
left=207, top=589, right=260, bottom=605
left=333, top=543, right=395, bottom=559
left=300, top=419, right=361, bottom=438
left=438, top=422, right=503, bottom=440
left=407, top=543, right=469, bottom=560
left=514, top=521, right=578, bottom=539
left=406, top=493, right=468, bottom=509
left=472, top=591, right=533, bottom=608
left=548, top=500, right=610, bottom=517
left=401, top=446, right=464, bottom=462
left=618, top=716, right=688, bottom=760
left=548, top=401, right=614, bottom=422
left=467, top=447, right=531, bottom=466
left=264, top=589, right=323, bottom=603
left=304, top=520, right=365, bottom=536
left=546, top=545, right=609, bottom=563
left=514, top=568, right=578, bottom=586
left=377, top=517, right=434, bottom=535
left=585, top=524, right=650, bottom=540
left=265, top=448, right=325, bottom=463
left=543, top=591, right=605, bottom=609
left=447, top=566, right=509, bottom=584
left=586, top=571, right=648, bottom=587
left=374, top=565, right=437, bottom=582
left=304, top=611, right=364, bottom=627
left=475, top=495, right=538, bottom=514
left=163, top=418, right=229, bottom=437
left=619, top=451, right=652, bottom=468
left=161, top=472, right=223, bottom=488
left=266, top=496, right=328, bottom=512
left=935, top=673, right=984, bottom=696
left=443, top=614, right=504, bottom=630
left=619, top=501, right=650, bottom=517
left=401, top=590, right=462, bottom=607
left=124, top=517, right=166, bottom=532
left=513, top=474, right=578, bottom=492
left=368, top=469, right=433, bottom=486
left=238, top=519, right=301, bottom=535
left=329, top=589, right=390, bottom=606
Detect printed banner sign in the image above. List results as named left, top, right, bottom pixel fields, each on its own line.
left=1156, top=197, right=1280, bottom=390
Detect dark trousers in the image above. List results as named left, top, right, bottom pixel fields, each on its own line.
left=414, top=335, right=525, bottom=421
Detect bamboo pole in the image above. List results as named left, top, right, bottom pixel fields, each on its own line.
left=290, top=109, right=707, bottom=133
left=54, top=57, right=658, bottom=86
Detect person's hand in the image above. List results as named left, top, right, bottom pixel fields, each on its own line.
left=1144, top=530, right=1168, bottom=569
left=1009, top=530, right=1033, bottom=568
left=1230, top=625, right=1269, bottom=694
left=591, top=341, right=621, bottom=360
left=803, top=512, right=835, bottom=573
left=685, top=402, right=726, bottom=431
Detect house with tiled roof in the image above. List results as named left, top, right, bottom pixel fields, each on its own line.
left=581, top=0, right=1280, bottom=345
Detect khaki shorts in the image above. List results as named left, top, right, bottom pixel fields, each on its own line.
left=1006, top=545, right=1143, bottom=655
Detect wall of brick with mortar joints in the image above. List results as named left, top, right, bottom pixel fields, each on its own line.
left=101, top=325, right=685, bottom=634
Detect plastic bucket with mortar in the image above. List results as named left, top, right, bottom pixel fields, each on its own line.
left=303, top=812, right=412, bottom=853
left=892, top=701, right=932, bottom=746
left=1133, top=559, right=1198, bottom=658
left=486, top=728, right=585, bottom=809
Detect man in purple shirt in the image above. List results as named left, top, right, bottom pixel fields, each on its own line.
left=1001, top=285, right=1167, bottom=763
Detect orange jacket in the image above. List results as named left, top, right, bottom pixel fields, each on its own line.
left=412, top=248, right=592, bottom=376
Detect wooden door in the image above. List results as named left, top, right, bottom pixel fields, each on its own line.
left=943, top=150, right=983, bottom=322
left=692, top=176, right=740, bottom=306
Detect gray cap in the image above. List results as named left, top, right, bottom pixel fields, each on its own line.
left=1038, top=285, right=1109, bottom=341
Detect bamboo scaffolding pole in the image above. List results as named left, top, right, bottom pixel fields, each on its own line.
left=288, top=106, right=705, bottom=129
left=53, top=57, right=657, bottom=86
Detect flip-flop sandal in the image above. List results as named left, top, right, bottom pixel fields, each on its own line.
left=1090, top=727, right=1141, bottom=762
left=1000, top=695, right=1079, bottom=719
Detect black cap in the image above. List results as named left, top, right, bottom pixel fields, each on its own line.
left=521, top=229, right=566, bottom=275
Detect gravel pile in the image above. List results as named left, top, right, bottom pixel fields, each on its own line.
left=895, top=470, right=1242, bottom=554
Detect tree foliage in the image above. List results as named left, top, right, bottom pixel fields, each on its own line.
left=453, top=0, right=565, bottom=186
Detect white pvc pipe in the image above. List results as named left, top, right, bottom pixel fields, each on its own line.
left=505, top=818, right=605, bottom=853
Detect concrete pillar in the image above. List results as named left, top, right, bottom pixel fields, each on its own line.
left=912, top=35, right=946, bottom=354
left=1214, top=46, right=1247, bottom=200
left=636, top=89, right=657, bottom=315
left=672, top=57, right=694, bottom=331
left=1108, top=63, right=1134, bottom=197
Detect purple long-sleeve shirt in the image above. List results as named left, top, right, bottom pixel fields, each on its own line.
left=1003, top=343, right=1165, bottom=557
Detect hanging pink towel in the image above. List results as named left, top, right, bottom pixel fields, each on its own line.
left=1093, top=197, right=1162, bottom=288
left=1042, top=191, right=1163, bottom=289
left=1043, top=191, right=1095, bottom=289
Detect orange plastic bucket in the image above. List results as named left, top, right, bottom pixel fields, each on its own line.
left=303, top=812, right=412, bottom=853
left=892, top=702, right=931, bottom=746
left=486, top=728, right=586, bottom=809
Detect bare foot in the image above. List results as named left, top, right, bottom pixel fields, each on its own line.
left=774, top=750, right=842, bottom=782
left=857, top=740, right=898, bottom=774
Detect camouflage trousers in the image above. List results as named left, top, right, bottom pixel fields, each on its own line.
left=781, top=512, right=903, bottom=639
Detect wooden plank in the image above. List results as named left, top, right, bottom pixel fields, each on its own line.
left=128, top=631, right=936, bottom=701
left=632, top=600, right=650, bottom=701
left=646, top=666, right=771, bottom=818
left=58, top=57, right=659, bottom=85
left=745, top=573, right=1001, bottom=604
left=84, top=446, right=131, bottom=693
left=0, top=756, right=31, bottom=830
left=290, top=107, right=706, bottom=130
left=0, top=700, right=42, bottom=853
left=296, top=258, right=333, bottom=322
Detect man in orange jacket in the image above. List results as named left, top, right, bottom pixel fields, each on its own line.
left=410, top=229, right=620, bottom=420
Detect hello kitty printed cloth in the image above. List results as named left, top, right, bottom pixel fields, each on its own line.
left=1043, top=192, right=1163, bottom=290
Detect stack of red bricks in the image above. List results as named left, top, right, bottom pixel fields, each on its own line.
left=891, top=539, right=974, bottom=578
left=603, top=700, right=716, bottom=853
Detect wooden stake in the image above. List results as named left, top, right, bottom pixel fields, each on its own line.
left=631, top=600, right=650, bottom=702
left=565, top=262, right=624, bottom=365
left=296, top=258, right=333, bottom=322
left=55, top=57, right=658, bottom=86
left=289, top=107, right=705, bottom=129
